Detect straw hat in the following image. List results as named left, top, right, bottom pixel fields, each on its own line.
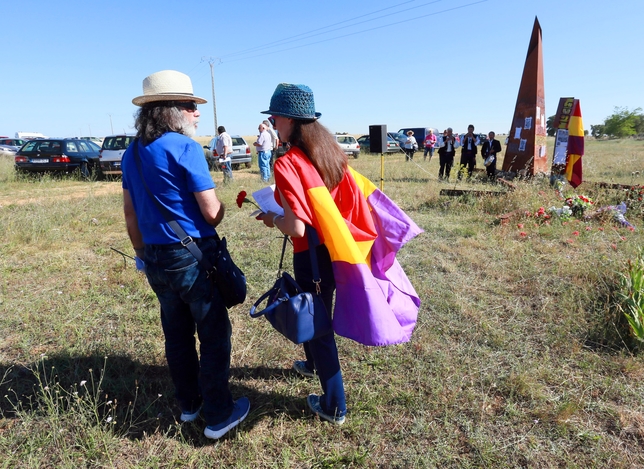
left=132, top=70, right=207, bottom=106
left=261, top=83, right=321, bottom=120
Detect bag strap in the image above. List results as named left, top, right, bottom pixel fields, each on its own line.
left=132, top=139, right=214, bottom=272
left=276, top=226, right=321, bottom=291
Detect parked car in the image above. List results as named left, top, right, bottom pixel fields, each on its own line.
left=394, top=127, right=432, bottom=148
left=0, top=138, right=27, bottom=156
left=79, top=136, right=104, bottom=147
left=333, top=134, right=360, bottom=158
left=205, top=135, right=252, bottom=170
left=98, top=134, right=135, bottom=178
left=14, top=138, right=99, bottom=177
left=356, top=134, right=400, bottom=153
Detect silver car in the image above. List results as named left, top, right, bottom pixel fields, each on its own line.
left=333, top=134, right=360, bottom=159
left=98, top=134, right=135, bottom=177
left=0, top=138, right=26, bottom=156
left=207, top=135, right=252, bottom=170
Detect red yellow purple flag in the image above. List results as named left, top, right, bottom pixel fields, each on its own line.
left=273, top=147, right=422, bottom=346
left=565, top=100, right=584, bottom=188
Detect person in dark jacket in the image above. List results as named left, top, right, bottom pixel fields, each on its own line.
left=458, top=124, right=478, bottom=180
left=481, top=131, right=502, bottom=181
left=437, top=127, right=458, bottom=180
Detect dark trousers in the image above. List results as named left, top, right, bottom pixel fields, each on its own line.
left=439, top=153, right=454, bottom=179
left=486, top=160, right=497, bottom=180
left=144, top=237, right=233, bottom=426
left=458, top=153, right=476, bottom=179
left=404, top=148, right=415, bottom=161
left=293, top=244, right=346, bottom=418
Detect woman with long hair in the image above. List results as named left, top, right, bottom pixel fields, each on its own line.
left=257, top=84, right=348, bottom=425
left=257, top=83, right=422, bottom=426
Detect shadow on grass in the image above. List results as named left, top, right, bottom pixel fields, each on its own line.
left=0, top=352, right=313, bottom=446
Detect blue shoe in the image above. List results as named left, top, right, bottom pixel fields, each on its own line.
left=180, top=404, right=202, bottom=423
left=204, top=397, right=250, bottom=440
left=293, top=360, right=315, bottom=378
left=306, top=394, right=345, bottom=425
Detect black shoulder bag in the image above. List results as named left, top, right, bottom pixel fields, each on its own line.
left=132, top=140, right=246, bottom=308
left=249, top=227, right=333, bottom=344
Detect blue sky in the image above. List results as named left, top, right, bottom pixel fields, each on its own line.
left=3, top=0, right=642, bottom=139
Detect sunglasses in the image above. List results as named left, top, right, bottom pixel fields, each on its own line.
left=170, top=101, right=198, bottom=112
left=268, top=116, right=276, bottom=126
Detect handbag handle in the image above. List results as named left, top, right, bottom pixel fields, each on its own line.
left=249, top=272, right=303, bottom=317
left=249, top=286, right=283, bottom=318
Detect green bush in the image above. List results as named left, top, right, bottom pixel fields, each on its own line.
left=617, top=249, right=644, bottom=343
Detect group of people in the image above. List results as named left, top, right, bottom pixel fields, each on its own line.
left=403, top=125, right=502, bottom=182
left=121, top=71, right=420, bottom=440
left=210, top=119, right=279, bottom=184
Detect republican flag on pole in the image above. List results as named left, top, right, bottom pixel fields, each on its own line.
left=565, top=100, right=584, bottom=188
left=274, top=147, right=422, bottom=346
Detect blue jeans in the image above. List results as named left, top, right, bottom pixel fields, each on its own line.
left=220, top=159, right=233, bottom=183
left=258, top=150, right=272, bottom=181
left=293, top=244, right=347, bottom=419
left=144, top=237, right=234, bottom=426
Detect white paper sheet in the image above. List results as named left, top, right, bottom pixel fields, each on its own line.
left=519, top=139, right=527, bottom=151
left=250, top=184, right=284, bottom=216
left=524, top=117, right=532, bottom=130
left=514, top=127, right=522, bottom=139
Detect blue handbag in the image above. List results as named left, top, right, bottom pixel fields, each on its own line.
left=249, top=228, right=332, bottom=344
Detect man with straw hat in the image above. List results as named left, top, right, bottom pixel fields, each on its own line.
left=121, top=70, right=249, bottom=440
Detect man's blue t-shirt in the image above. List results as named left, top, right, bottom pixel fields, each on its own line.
left=122, top=132, right=217, bottom=245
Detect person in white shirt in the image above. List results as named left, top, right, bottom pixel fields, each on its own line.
left=263, top=119, right=279, bottom=152
left=215, top=125, right=233, bottom=183
left=402, top=130, right=417, bottom=161
left=253, top=123, right=273, bottom=181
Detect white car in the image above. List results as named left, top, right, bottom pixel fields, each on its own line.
left=333, top=134, right=360, bottom=159
left=98, top=134, right=135, bottom=177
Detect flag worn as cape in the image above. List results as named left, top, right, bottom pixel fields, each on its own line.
left=565, top=101, right=584, bottom=188
left=274, top=147, right=422, bottom=346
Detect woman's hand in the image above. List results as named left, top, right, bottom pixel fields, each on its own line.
left=257, top=211, right=280, bottom=228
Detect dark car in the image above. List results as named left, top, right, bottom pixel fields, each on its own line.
left=357, top=134, right=400, bottom=153
left=14, top=139, right=100, bottom=177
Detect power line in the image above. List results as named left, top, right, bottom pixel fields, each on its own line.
left=220, top=0, right=488, bottom=64
left=218, top=0, right=419, bottom=60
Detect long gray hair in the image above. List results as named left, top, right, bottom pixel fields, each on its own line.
left=134, top=104, right=193, bottom=144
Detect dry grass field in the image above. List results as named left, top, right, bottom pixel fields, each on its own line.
left=0, top=138, right=644, bottom=467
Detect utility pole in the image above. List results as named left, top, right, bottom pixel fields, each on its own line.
left=202, top=57, right=221, bottom=135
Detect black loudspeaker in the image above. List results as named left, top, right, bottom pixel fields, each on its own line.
left=369, top=125, right=387, bottom=154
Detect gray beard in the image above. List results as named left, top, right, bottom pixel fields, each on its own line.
left=179, top=113, right=197, bottom=138
left=182, top=121, right=197, bottom=138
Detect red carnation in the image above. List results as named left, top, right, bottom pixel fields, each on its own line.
left=236, top=191, right=247, bottom=208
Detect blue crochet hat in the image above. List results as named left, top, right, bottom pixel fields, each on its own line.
left=261, top=83, right=321, bottom=120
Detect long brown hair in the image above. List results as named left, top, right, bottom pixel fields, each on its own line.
left=289, top=120, right=347, bottom=189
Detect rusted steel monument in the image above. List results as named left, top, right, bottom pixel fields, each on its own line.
left=502, top=17, right=548, bottom=176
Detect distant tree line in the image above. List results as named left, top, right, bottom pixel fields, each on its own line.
left=546, top=107, right=644, bottom=139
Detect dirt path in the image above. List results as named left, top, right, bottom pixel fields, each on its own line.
left=0, top=171, right=259, bottom=207
left=0, top=182, right=123, bottom=207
